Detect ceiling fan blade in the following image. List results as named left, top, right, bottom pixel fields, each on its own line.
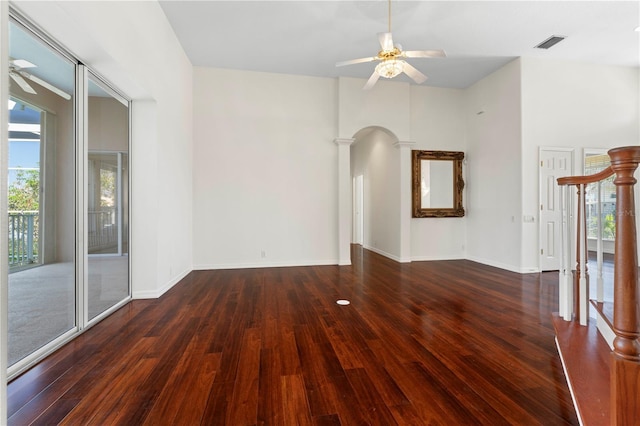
left=10, top=72, right=37, bottom=95
left=378, top=32, right=394, bottom=51
left=402, top=62, right=428, bottom=84
left=11, top=58, right=37, bottom=69
left=22, top=71, right=72, bottom=100
left=403, top=49, right=446, bottom=58
left=336, top=57, right=377, bottom=67
left=363, top=71, right=380, bottom=90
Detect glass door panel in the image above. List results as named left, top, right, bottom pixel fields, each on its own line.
left=7, top=19, right=77, bottom=368
left=8, top=100, right=41, bottom=269
left=86, top=76, right=130, bottom=321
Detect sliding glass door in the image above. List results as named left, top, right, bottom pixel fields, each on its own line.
left=8, top=17, right=77, bottom=370
left=6, top=12, right=131, bottom=378
left=86, top=75, right=130, bottom=322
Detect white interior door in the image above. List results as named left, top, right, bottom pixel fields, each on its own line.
left=540, top=148, right=574, bottom=271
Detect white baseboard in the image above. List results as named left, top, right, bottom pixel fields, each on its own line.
left=193, top=259, right=339, bottom=271
left=465, top=255, right=538, bottom=274
left=132, top=267, right=191, bottom=299
left=363, top=245, right=401, bottom=262
left=411, top=255, right=464, bottom=262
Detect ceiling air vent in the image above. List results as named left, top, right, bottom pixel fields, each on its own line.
left=535, top=35, right=566, bottom=49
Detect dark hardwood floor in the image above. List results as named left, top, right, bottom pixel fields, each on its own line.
left=8, top=245, right=578, bottom=425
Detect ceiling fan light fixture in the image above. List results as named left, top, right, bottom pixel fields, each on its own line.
left=337, top=0, right=441, bottom=89
left=375, top=59, right=405, bottom=79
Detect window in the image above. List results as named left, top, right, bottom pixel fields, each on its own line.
left=8, top=100, right=42, bottom=269
left=584, top=151, right=615, bottom=241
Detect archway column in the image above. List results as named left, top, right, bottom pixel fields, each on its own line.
left=395, top=140, right=415, bottom=263
left=335, top=138, right=355, bottom=265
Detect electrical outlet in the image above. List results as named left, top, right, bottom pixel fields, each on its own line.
left=261, top=250, right=266, bottom=258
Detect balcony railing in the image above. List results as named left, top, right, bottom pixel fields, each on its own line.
left=8, top=211, right=39, bottom=269
left=9, top=209, right=119, bottom=268
left=88, top=208, right=118, bottom=253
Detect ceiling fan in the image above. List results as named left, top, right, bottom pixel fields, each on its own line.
left=336, top=0, right=445, bottom=90
left=9, top=58, right=71, bottom=100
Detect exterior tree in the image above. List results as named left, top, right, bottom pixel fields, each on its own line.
left=8, top=169, right=39, bottom=211
left=8, top=169, right=40, bottom=266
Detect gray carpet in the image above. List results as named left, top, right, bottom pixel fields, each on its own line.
left=8, top=256, right=128, bottom=366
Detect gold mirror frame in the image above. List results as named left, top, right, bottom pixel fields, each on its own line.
left=412, top=150, right=465, bottom=218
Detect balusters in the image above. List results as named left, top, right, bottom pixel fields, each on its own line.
left=559, top=184, right=573, bottom=320
left=595, top=181, right=604, bottom=303
left=7, top=211, right=38, bottom=267
left=576, top=184, right=589, bottom=325
left=558, top=166, right=615, bottom=323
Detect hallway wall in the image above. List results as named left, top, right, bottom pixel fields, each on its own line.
left=351, top=128, right=401, bottom=260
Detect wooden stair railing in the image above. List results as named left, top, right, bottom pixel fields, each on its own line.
left=558, top=166, right=614, bottom=325
left=556, top=146, right=640, bottom=425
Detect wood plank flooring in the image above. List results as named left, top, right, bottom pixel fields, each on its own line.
left=8, top=245, right=578, bottom=425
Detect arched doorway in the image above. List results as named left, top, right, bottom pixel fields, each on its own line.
left=350, top=127, right=401, bottom=260
left=335, top=127, right=414, bottom=265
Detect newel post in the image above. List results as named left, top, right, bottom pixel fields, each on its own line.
left=608, top=146, right=640, bottom=425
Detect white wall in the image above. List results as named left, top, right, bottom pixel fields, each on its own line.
left=410, top=86, right=466, bottom=260
left=464, top=59, right=524, bottom=272
left=520, top=58, right=640, bottom=270
left=11, top=1, right=194, bottom=298
left=192, top=68, right=338, bottom=269
left=338, top=77, right=411, bottom=141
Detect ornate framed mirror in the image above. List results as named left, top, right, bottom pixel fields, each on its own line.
left=412, top=150, right=465, bottom=217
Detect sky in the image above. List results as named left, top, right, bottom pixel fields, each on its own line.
left=8, top=100, right=41, bottom=185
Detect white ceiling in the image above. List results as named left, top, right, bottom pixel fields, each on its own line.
left=159, top=0, right=640, bottom=89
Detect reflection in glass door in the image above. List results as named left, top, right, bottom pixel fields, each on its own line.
left=8, top=99, right=42, bottom=270
left=86, top=76, right=130, bottom=322
left=7, top=17, right=77, bottom=370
